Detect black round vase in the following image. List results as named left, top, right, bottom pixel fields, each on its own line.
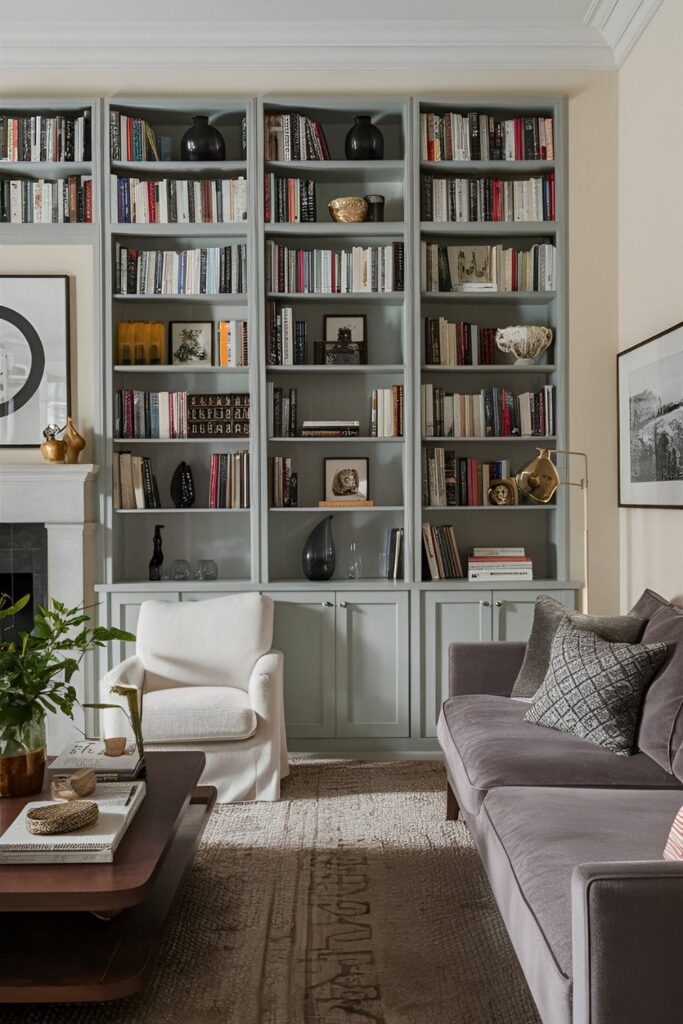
left=180, top=116, right=226, bottom=161
left=302, top=515, right=335, bottom=581
left=171, top=462, right=195, bottom=508
left=345, top=116, right=384, bottom=160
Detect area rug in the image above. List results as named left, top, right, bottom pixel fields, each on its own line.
left=6, top=760, right=540, bottom=1024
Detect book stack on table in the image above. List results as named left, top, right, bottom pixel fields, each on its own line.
left=467, top=547, right=533, bottom=582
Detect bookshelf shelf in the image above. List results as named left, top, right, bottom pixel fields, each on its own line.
left=268, top=436, right=403, bottom=444
left=266, top=292, right=403, bottom=303
left=269, top=506, right=404, bottom=513
left=267, top=365, right=404, bottom=374
left=113, top=294, right=248, bottom=304
left=420, top=221, right=557, bottom=237
left=114, top=365, right=249, bottom=374
left=111, top=160, right=247, bottom=174
left=420, top=160, right=556, bottom=173
left=115, top=507, right=249, bottom=514
left=0, top=161, right=93, bottom=175
left=264, top=222, right=405, bottom=238
left=422, top=505, right=556, bottom=512
left=421, top=364, right=556, bottom=374
left=113, top=438, right=252, bottom=445
left=110, top=222, right=249, bottom=236
left=420, top=291, right=555, bottom=304
left=266, top=159, right=405, bottom=181
left=421, top=436, right=556, bottom=443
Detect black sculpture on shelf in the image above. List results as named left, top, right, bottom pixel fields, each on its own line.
left=302, top=515, right=335, bottom=581
left=345, top=116, right=384, bottom=160
left=180, top=115, right=226, bottom=161
left=149, top=524, right=164, bottom=582
left=171, top=461, right=195, bottom=508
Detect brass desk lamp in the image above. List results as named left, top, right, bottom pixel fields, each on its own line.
left=515, top=448, right=589, bottom=614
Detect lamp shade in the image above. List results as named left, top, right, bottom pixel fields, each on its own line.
left=515, top=448, right=561, bottom=503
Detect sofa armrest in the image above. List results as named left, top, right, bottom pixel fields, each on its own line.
left=100, top=655, right=145, bottom=741
left=572, top=860, right=683, bottom=1024
left=448, top=642, right=526, bottom=698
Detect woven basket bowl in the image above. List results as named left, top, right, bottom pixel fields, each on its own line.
left=26, top=800, right=99, bottom=836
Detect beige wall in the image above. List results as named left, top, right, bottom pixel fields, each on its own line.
left=0, top=69, right=620, bottom=610
left=618, top=0, right=683, bottom=608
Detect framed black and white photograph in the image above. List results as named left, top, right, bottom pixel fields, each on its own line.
left=618, top=321, right=683, bottom=508
left=0, top=275, right=70, bottom=447
left=324, top=457, right=369, bottom=503
left=323, top=314, right=367, bottom=343
left=170, top=321, right=213, bottom=365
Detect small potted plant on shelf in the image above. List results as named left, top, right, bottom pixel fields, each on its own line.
left=0, top=594, right=134, bottom=798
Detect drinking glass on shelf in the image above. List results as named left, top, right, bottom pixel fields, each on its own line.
left=196, top=559, right=218, bottom=581
left=377, top=551, right=388, bottom=579
left=170, top=559, right=192, bottom=581
left=346, top=542, right=364, bottom=580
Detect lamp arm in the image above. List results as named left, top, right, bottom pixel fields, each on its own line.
left=546, top=449, right=589, bottom=488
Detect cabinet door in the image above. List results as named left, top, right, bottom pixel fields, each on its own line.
left=269, top=592, right=336, bottom=738
left=107, top=591, right=180, bottom=665
left=492, top=588, right=576, bottom=642
left=335, top=591, right=410, bottom=738
left=423, top=591, right=493, bottom=738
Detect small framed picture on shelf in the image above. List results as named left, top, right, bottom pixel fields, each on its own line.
left=316, top=315, right=367, bottom=366
left=323, top=457, right=370, bottom=503
left=323, top=315, right=367, bottom=343
left=170, top=321, right=213, bottom=365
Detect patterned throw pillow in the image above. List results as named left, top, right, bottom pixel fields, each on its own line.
left=524, top=619, right=668, bottom=755
left=664, top=807, right=683, bottom=861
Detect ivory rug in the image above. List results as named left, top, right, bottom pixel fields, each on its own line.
left=7, top=760, right=540, bottom=1024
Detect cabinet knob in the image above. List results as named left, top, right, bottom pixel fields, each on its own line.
left=339, top=601, right=347, bottom=608
left=495, top=601, right=503, bottom=608
left=322, top=601, right=333, bottom=608
left=480, top=600, right=490, bottom=607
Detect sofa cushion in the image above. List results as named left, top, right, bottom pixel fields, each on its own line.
left=437, top=695, right=681, bottom=817
left=629, top=588, right=671, bottom=620
left=637, top=603, right=683, bottom=774
left=525, top=619, right=668, bottom=755
left=511, top=596, right=644, bottom=698
left=142, top=685, right=257, bottom=743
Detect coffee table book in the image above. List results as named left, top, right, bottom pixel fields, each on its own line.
left=0, top=781, right=146, bottom=864
left=50, top=739, right=145, bottom=780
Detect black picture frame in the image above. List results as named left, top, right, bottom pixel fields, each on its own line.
left=323, top=314, right=367, bottom=343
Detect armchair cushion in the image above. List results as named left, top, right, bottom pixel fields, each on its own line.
left=142, top=686, right=257, bottom=743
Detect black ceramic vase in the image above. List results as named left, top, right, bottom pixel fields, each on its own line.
left=180, top=116, right=226, bottom=161
left=171, top=461, right=195, bottom=508
left=345, top=116, right=384, bottom=160
left=302, top=515, right=335, bottom=581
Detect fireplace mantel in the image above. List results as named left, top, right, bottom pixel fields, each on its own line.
left=0, top=463, right=98, bottom=524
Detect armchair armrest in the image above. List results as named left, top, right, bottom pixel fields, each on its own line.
left=572, top=860, right=683, bottom=1024
left=248, top=650, right=284, bottom=720
left=100, top=655, right=145, bottom=741
left=448, top=642, right=526, bottom=699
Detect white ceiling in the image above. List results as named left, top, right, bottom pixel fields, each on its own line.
left=0, top=0, right=662, bottom=71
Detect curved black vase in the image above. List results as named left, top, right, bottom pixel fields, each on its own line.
left=180, top=116, right=226, bottom=161
left=345, top=116, right=384, bottom=160
left=171, top=461, right=195, bottom=508
left=302, top=515, right=335, bottom=581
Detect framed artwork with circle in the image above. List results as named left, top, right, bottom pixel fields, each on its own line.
left=0, top=275, right=70, bottom=447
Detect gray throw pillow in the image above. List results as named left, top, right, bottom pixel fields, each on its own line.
left=629, top=588, right=671, bottom=621
left=636, top=603, right=683, bottom=773
left=524, top=619, right=668, bottom=755
left=511, top=596, right=645, bottom=698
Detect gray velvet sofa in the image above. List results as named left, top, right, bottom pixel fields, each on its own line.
left=437, top=640, right=683, bottom=1024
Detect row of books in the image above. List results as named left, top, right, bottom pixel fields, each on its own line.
left=424, top=318, right=498, bottom=366
left=268, top=456, right=298, bottom=507
left=421, top=174, right=555, bottom=223
left=267, top=385, right=298, bottom=437
left=422, top=524, right=464, bottom=580
left=0, top=176, right=93, bottom=224
left=264, top=174, right=316, bottom=223
left=111, top=175, right=248, bottom=224
left=208, top=451, right=250, bottom=508
left=112, top=452, right=161, bottom=509
left=266, top=241, right=405, bottom=294
left=371, top=387, right=404, bottom=437
left=265, top=304, right=307, bottom=364
left=421, top=243, right=556, bottom=293
left=423, top=451, right=511, bottom=507
left=468, top=547, right=533, bottom=582
left=420, top=112, right=554, bottom=162
left=110, top=112, right=160, bottom=161
left=383, top=528, right=404, bottom=580
left=0, top=111, right=91, bottom=163
left=114, top=243, right=247, bottom=296
left=264, top=113, right=330, bottom=161
left=116, top=391, right=250, bottom=439
left=421, top=384, right=555, bottom=438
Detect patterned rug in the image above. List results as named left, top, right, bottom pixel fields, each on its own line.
left=5, top=761, right=539, bottom=1024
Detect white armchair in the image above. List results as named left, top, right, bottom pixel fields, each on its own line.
left=100, top=593, right=288, bottom=802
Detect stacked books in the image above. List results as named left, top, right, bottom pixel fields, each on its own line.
left=423, top=450, right=511, bottom=507
left=422, top=523, right=464, bottom=580
left=50, top=739, right=145, bottom=780
left=114, top=243, right=247, bottom=296
left=264, top=174, right=317, bottom=223
left=268, top=384, right=298, bottom=437
left=0, top=176, right=93, bottom=223
left=115, top=391, right=250, bottom=438
left=421, top=174, right=555, bottom=223
left=302, top=419, right=360, bottom=438
left=1, top=110, right=91, bottom=162
left=420, top=112, right=554, bottom=162
left=468, top=547, right=533, bottom=582
left=112, top=452, right=161, bottom=509
left=371, top=387, right=403, bottom=437
left=266, top=304, right=307, bottom=364
left=208, top=451, right=250, bottom=508
left=424, top=319, right=496, bottom=366
left=266, top=241, right=404, bottom=294
left=268, top=456, right=297, bottom=507
left=421, top=384, right=555, bottom=438
left=109, top=111, right=160, bottom=161
left=383, top=528, right=404, bottom=580
left=0, top=782, right=146, bottom=864
left=264, top=113, right=330, bottom=161
left=111, top=175, right=248, bottom=224
left=421, top=242, right=556, bottom=293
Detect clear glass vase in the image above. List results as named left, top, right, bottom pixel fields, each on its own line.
left=0, top=712, right=47, bottom=797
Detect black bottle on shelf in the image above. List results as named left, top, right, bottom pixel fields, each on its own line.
left=149, top=524, right=165, bottom=582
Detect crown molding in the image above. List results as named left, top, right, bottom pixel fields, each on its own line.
left=588, top=0, right=663, bottom=65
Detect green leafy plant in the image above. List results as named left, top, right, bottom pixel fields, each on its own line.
left=0, top=594, right=134, bottom=755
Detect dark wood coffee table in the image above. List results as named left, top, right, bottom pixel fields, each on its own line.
left=0, top=750, right=216, bottom=1002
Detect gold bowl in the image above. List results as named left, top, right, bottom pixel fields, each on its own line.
left=328, top=196, right=368, bottom=223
